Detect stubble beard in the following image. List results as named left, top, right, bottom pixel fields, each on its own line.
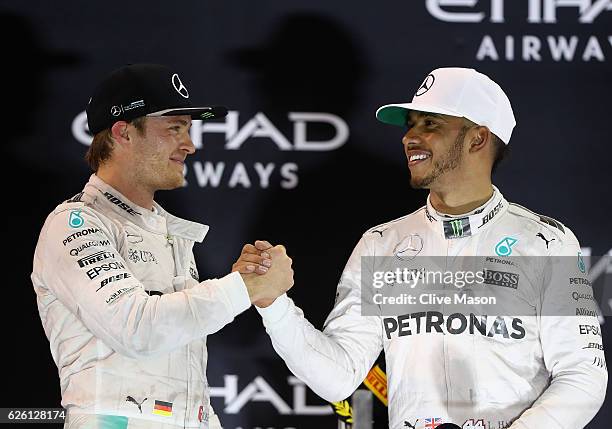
left=133, top=153, right=184, bottom=192
left=410, top=126, right=468, bottom=189
left=154, top=163, right=185, bottom=190
left=165, top=168, right=186, bottom=190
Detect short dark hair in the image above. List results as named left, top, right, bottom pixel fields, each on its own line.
left=85, top=117, right=147, bottom=172
left=491, top=133, right=509, bottom=174
left=461, top=118, right=509, bottom=174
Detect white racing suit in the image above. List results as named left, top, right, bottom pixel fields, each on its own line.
left=257, top=187, right=607, bottom=429
left=32, top=174, right=251, bottom=428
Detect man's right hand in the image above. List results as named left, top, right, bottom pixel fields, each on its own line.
left=242, top=245, right=294, bottom=308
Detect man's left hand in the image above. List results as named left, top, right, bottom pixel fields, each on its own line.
left=232, top=240, right=274, bottom=275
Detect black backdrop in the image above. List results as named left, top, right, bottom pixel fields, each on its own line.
left=0, top=1, right=610, bottom=428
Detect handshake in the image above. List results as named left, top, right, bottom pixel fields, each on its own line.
left=232, top=240, right=294, bottom=308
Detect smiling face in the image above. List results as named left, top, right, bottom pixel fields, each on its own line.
left=127, top=115, right=195, bottom=191
left=402, top=111, right=472, bottom=189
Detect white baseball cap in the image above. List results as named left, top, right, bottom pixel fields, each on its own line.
left=376, top=68, right=516, bottom=144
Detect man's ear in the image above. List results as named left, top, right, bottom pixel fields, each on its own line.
left=469, top=126, right=491, bottom=153
left=110, top=121, right=130, bottom=145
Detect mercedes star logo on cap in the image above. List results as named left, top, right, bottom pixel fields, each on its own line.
left=415, top=74, right=435, bottom=97
left=172, top=73, right=189, bottom=99
left=110, top=105, right=122, bottom=117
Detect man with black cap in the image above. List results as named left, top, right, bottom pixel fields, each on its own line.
left=31, top=64, right=294, bottom=429
left=250, top=68, right=607, bottom=428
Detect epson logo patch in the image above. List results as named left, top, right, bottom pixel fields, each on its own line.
left=579, top=324, right=602, bottom=336
left=86, top=261, right=126, bottom=280
left=77, top=251, right=114, bottom=268
left=483, top=269, right=519, bottom=289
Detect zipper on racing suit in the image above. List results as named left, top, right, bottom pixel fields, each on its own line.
left=168, top=233, right=191, bottom=428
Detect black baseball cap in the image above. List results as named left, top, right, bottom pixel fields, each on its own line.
left=86, top=63, right=228, bottom=134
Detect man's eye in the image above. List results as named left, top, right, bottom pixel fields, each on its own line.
left=424, top=119, right=436, bottom=127
left=170, top=126, right=181, bottom=132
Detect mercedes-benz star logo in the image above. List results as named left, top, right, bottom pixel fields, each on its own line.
left=110, top=105, right=122, bottom=117
left=394, top=233, right=424, bottom=261
left=415, top=73, right=435, bottom=97
left=172, top=73, right=189, bottom=99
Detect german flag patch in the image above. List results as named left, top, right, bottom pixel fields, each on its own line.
left=153, top=400, right=172, bottom=417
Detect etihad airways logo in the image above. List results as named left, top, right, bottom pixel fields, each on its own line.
left=72, top=110, right=349, bottom=190
left=426, top=0, right=611, bottom=23
left=425, top=0, right=611, bottom=62
left=210, top=375, right=331, bottom=416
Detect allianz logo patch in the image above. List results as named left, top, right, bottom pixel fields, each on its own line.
left=77, top=250, right=114, bottom=267
left=483, top=269, right=519, bottom=289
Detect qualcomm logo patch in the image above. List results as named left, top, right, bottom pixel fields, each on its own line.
left=495, top=237, right=517, bottom=256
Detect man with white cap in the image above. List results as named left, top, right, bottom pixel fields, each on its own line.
left=250, top=68, right=607, bottom=428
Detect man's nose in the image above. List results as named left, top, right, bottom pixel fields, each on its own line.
left=182, top=133, right=196, bottom=155
left=402, top=128, right=421, bottom=146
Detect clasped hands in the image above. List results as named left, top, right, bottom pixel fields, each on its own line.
left=232, top=240, right=294, bottom=308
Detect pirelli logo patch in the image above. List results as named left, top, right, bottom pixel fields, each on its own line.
left=77, top=250, right=114, bottom=268
left=363, top=365, right=388, bottom=406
